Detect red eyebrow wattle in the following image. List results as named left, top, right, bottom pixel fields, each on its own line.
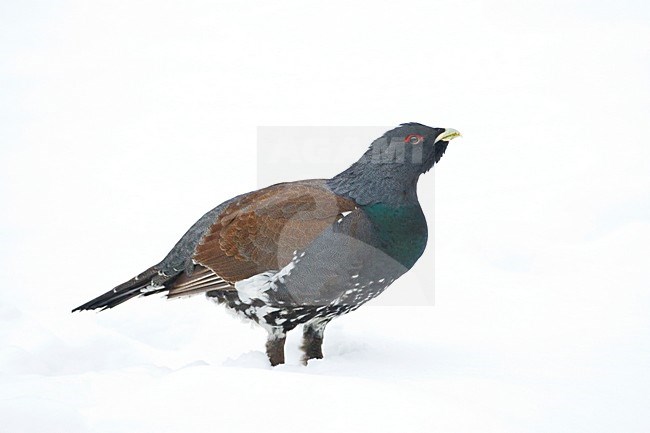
left=404, top=134, right=424, bottom=143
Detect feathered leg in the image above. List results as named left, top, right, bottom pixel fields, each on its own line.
left=301, top=318, right=330, bottom=364
left=266, top=327, right=286, bottom=366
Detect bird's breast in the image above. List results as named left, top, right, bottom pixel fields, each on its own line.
left=361, top=203, right=428, bottom=269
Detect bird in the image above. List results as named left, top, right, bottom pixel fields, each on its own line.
left=73, top=123, right=460, bottom=365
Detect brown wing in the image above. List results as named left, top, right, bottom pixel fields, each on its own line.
left=167, top=181, right=357, bottom=297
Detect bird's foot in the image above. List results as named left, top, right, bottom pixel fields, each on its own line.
left=300, top=339, right=323, bottom=365
left=266, top=328, right=286, bottom=366
left=300, top=319, right=328, bottom=365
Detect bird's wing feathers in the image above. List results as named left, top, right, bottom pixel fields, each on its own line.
left=74, top=180, right=358, bottom=308
left=167, top=181, right=357, bottom=296
left=167, top=264, right=233, bottom=298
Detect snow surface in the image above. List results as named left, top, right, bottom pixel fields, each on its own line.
left=3, top=241, right=650, bottom=433
left=2, top=0, right=650, bottom=432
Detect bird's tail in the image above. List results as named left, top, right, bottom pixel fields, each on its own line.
left=72, top=266, right=170, bottom=312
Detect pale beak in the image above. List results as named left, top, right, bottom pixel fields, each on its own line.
left=434, top=128, right=462, bottom=143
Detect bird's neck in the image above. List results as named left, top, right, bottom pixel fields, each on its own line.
left=327, top=161, right=421, bottom=206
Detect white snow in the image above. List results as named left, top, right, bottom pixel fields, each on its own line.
left=2, top=0, right=650, bottom=432
left=2, top=281, right=650, bottom=433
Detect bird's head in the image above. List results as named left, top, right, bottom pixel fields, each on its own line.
left=328, top=122, right=460, bottom=205
left=368, top=122, right=461, bottom=174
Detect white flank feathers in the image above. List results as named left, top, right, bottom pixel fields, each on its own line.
left=234, top=261, right=296, bottom=303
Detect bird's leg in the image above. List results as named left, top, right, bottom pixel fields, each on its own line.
left=265, top=327, right=286, bottom=366
left=301, top=319, right=330, bottom=365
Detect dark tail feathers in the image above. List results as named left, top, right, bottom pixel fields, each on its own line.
left=72, top=266, right=170, bottom=312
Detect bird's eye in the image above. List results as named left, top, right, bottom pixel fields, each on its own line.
left=405, top=134, right=424, bottom=145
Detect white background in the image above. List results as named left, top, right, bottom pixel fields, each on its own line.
left=1, top=1, right=649, bottom=432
